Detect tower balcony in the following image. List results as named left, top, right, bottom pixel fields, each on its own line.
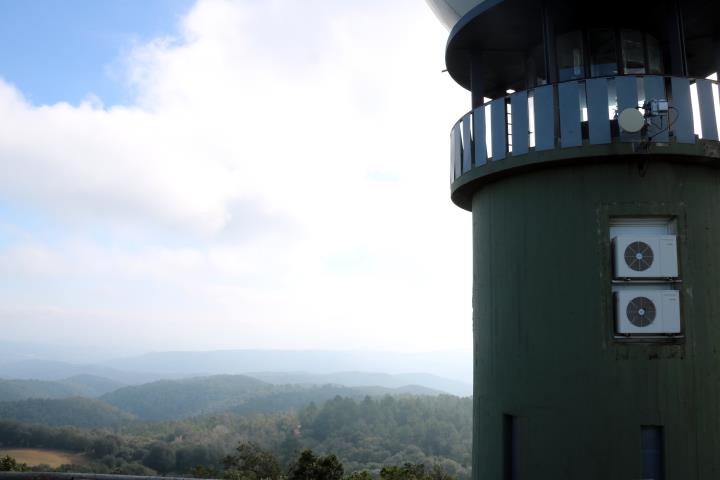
left=449, top=74, right=720, bottom=210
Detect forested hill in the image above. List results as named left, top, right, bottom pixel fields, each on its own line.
left=100, top=374, right=442, bottom=421
left=58, top=374, right=126, bottom=397
left=0, top=394, right=472, bottom=478
left=296, top=395, right=471, bottom=473
left=0, top=397, right=134, bottom=428
left=0, top=375, right=125, bottom=402
left=0, top=379, right=82, bottom=402
left=227, top=384, right=441, bottom=417
left=100, top=374, right=270, bottom=420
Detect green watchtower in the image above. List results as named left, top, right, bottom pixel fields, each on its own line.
left=428, top=0, right=720, bottom=478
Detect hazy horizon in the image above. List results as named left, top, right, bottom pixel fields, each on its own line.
left=0, top=339, right=474, bottom=390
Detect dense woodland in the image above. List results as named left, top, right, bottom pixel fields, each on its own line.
left=0, top=375, right=472, bottom=479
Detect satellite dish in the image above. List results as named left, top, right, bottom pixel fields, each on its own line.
left=618, top=108, right=645, bottom=133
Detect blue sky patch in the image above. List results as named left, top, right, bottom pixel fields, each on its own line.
left=0, top=0, right=194, bottom=106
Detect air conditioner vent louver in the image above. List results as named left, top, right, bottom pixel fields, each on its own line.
left=615, top=291, right=680, bottom=334
left=626, top=296, right=656, bottom=327
left=624, top=241, right=654, bottom=272
left=612, top=235, right=678, bottom=278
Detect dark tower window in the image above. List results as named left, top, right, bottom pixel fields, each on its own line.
left=527, top=43, right=547, bottom=87
left=589, top=29, right=618, bottom=77
left=550, top=29, right=664, bottom=84
left=621, top=30, right=646, bottom=74
left=646, top=34, right=664, bottom=74
left=504, top=415, right=517, bottom=480
left=641, top=426, right=664, bottom=480
left=557, top=31, right=585, bottom=81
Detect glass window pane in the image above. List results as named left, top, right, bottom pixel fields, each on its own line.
left=622, top=30, right=646, bottom=74
left=641, top=426, right=664, bottom=480
left=557, top=31, right=585, bottom=81
left=589, top=29, right=618, bottom=77
left=527, top=43, right=546, bottom=87
left=504, top=415, right=518, bottom=480
left=647, top=34, right=664, bottom=74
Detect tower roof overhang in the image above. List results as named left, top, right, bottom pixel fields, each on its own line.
left=445, top=0, right=720, bottom=95
left=444, top=0, right=539, bottom=93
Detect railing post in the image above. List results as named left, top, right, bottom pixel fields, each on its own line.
left=491, top=98, right=507, bottom=161
left=462, top=114, right=473, bottom=173
left=451, top=122, right=463, bottom=180
left=558, top=81, right=582, bottom=148
left=533, top=85, right=555, bottom=151
left=616, top=76, right=640, bottom=142
left=696, top=79, right=719, bottom=141
left=670, top=77, right=695, bottom=144
left=473, top=106, right=488, bottom=166
left=511, top=91, right=529, bottom=156
left=586, top=78, right=611, bottom=145
left=644, top=76, right=669, bottom=142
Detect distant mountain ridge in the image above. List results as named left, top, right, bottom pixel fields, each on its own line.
left=246, top=371, right=472, bottom=397
left=0, top=347, right=472, bottom=397
left=0, top=340, right=141, bottom=365
left=101, top=349, right=472, bottom=384
left=0, top=359, right=190, bottom=384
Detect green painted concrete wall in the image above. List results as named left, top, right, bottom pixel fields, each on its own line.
left=470, top=159, right=720, bottom=479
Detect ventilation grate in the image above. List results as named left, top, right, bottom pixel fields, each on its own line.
left=624, top=241, right=654, bottom=271
left=626, top=296, right=657, bottom=327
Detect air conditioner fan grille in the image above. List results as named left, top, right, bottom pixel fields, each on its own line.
left=624, top=241, right=654, bottom=272
left=626, top=296, right=657, bottom=327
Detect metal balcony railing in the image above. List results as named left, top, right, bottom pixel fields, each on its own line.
left=450, top=75, right=720, bottom=183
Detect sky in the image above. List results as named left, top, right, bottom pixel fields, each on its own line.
left=0, top=0, right=471, bottom=354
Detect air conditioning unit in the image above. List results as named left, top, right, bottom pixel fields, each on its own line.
left=612, top=235, right=678, bottom=279
left=615, top=290, right=681, bottom=334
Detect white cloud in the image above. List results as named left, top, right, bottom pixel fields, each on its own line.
left=0, top=0, right=472, bottom=353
